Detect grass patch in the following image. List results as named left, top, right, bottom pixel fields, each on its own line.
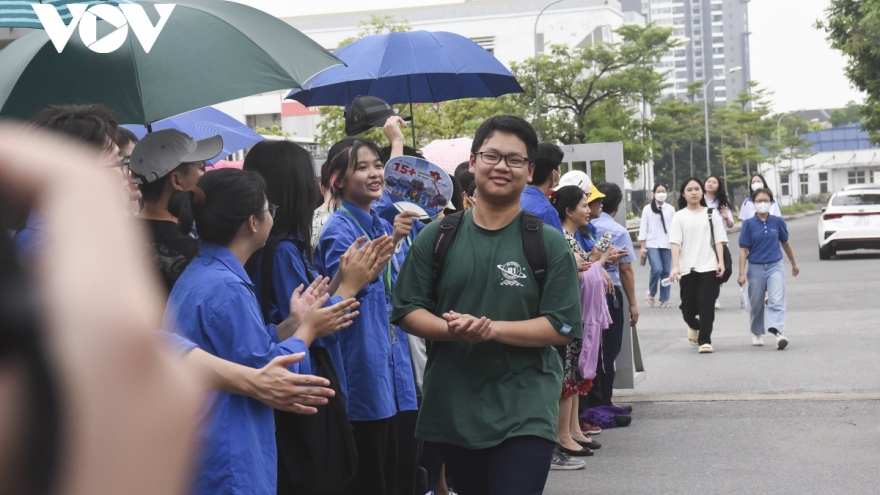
left=780, top=203, right=816, bottom=215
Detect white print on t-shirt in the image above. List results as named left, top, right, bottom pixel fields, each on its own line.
left=497, top=261, right=527, bottom=287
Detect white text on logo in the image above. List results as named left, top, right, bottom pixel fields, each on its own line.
left=33, top=3, right=175, bottom=54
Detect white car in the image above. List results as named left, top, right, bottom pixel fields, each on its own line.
left=818, top=185, right=880, bottom=259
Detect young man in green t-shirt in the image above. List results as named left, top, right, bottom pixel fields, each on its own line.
left=392, top=115, right=583, bottom=495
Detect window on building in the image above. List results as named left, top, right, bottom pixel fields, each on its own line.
left=694, top=50, right=702, bottom=56
left=675, top=71, right=688, bottom=78
left=799, top=174, right=809, bottom=196
left=695, top=71, right=704, bottom=78
left=676, top=82, right=689, bottom=90
left=715, top=90, right=726, bottom=98
left=673, top=28, right=686, bottom=36
left=780, top=174, right=790, bottom=196
left=848, top=170, right=868, bottom=184
left=711, top=4, right=722, bottom=11
left=246, top=113, right=281, bottom=129
left=713, top=47, right=724, bottom=54
left=694, top=40, right=702, bottom=46
left=819, top=172, right=829, bottom=193
left=673, top=6, right=684, bottom=14
left=673, top=18, right=685, bottom=25
left=713, top=14, right=723, bottom=22
left=693, top=28, right=702, bottom=35
left=470, top=36, right=495, bottom=54
left=675, top=60, right=687, bottom=68
left=674, top=49, right=686, bottom=57
left=712, top=26, right=724, bottom=33
left=713, top=36, right=724, bottom=44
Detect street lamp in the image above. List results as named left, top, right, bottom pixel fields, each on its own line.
left=534, top=0, right=567, bottom=140
left=703, top=66, right=742, bottom=176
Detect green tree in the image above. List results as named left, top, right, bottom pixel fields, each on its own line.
left=817, top=1, right=880, bottom=141
left=253, top=125, right=289, bottom=137
left=511, top=24, right=679, bottom=146
left=829, top=100, right=863, bottom=127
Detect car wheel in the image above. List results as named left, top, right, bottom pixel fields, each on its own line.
left=819, top=246, right=833, bottom=260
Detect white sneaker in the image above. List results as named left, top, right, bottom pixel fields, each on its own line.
left=698, top=343, right=714, bottom=353
left=714, top=299, right=721, bottom=310
left=550, top=448, right=586, bottom=470
left=776, top=335, right=789, bottom=350
left=752, top=335, right=764, bottom=346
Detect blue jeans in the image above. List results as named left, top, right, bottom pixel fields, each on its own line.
left=747, top=260, right=786, bottom=335
left=646, top=247, right=672, bottom=301
left=439, top=436, right=555, bottom=495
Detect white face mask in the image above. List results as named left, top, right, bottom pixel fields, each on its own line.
left=751, top=182, right=763, bottom=192
left=755, top=201, right=771, bottom=214
left=654, top=192, right=667, bottom=202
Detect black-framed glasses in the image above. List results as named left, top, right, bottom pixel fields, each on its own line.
left=474, top=151, right=531, bottom=168
left=265, top=204, right=278, bottom=219
left=106, top=156, right=130, bottom=176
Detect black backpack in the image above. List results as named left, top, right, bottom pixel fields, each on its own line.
left=253, top=237, right=358, bottom=495
left=433, top=211, right=547, bottom=294
left=707, top=208, right=733, bottom=284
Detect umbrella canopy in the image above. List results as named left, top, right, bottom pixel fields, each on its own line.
left=122, top=106, right=263, bottom=165
left=0, top=0, right=134, bottom=29
left=0, top=0, right=342, bottom=124
left=208, top=159, right=242, bottom=170
left=421, top=137, right=473, bottom=175
left=286, top=30, right=524, bottom=107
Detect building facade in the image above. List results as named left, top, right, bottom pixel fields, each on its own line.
left=759, top=124, right=880, bottom=206
left=623, top=0, right=750, bottom=103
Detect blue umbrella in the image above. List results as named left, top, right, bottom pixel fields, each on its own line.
left=122, top=107, right=264, bottom=165
left=0, top=0, right=134, bottom=29
left=286, top=30, right=524, bottom=145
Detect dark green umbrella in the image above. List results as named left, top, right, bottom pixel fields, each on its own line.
left=0, top=0, right=342, bottom=124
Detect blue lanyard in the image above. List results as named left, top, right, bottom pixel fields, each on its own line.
left=338, top=205, right=393, bottom=294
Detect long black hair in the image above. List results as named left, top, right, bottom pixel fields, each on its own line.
left=243, top=141, right=321, bottom=260
left=549, top=185, right=587, bottom=224
left=650, top=183, right=668, bottom=214
left=750, top=173, right=770, bottom=189
left=678, top=177, right=708, bottom=209
left=705, top=175, right=731, bottom=209
left=169, top=168, right=268, bottom=246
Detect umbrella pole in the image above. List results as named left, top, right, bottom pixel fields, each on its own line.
left=409, top=101, right=416, bottom=148
left=147, top=123, right=153, bottom=133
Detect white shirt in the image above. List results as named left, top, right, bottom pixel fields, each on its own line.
left=738, top=198, right=782, bottom=222
left=638, top=202, right=675, bottom=249
left=704, top=195, right=734, bottom=229
left=669, top=207, right=729, bottom=273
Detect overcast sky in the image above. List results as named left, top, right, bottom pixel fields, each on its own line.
left=234, top=0, right=862, bottom=113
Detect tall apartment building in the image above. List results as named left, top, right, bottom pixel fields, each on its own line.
left=622, top=0, right=751, bottom=103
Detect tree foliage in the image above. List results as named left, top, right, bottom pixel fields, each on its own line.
left=829, top=100, right=863, bottom=127
left=817, top=0, right=880, bottom=140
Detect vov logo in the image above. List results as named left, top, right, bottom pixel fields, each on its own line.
left=32, top=3, right=175, bottom=54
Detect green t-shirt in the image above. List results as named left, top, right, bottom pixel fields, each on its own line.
left=391, top=210, right=583, bottom=449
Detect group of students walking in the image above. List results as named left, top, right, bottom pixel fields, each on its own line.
left=637, top=173, right=800, bottom=353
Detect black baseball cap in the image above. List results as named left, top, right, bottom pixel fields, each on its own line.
left=344, top=96, right=411, bottom=136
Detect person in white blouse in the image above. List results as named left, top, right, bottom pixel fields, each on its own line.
left=667, top=178, right=729, bottom=354
left=739, top=174, right=782, bottom=222
left=638, top=184, right=676, bottom=308
left=704, top=175, right=735, bottom=229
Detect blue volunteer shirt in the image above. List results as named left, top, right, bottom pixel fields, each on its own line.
left=164, top=242, right=309, bottom=495
left=574, top=223, right=598, bottom=252
left=315, top=200, right=418, bottom=422
left=738, top=214, right=789, bottom=264
left=520, top=185, right=564, bottom=232
left=250, top=236, right=348, bottom=394
left=590, top=212, right=636, bottom=286
left=13, top=211, right=47, bottom=263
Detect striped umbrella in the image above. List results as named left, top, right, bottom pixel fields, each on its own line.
left=0, top=0, right=134, bottom=29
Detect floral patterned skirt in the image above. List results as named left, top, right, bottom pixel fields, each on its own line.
left=561, top=338, right=592, bottom=398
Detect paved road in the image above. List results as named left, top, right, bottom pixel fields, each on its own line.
left=545, top=214, right=880, bottom=494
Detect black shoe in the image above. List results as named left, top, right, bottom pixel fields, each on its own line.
left=575, top=439, right=601, bottom=450
left=556, top=443, right=594, bottom=457
left=612, top=414, right=632, bottom=427
left=611, top=403, right=633, bottom=413
left=768, top=327, right=780, bottom=336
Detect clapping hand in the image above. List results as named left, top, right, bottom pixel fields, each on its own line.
left=442, top=311, right=492, bottom=343
left=288, top=276, right=329, bottom=329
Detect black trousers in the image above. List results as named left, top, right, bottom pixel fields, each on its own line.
left=344, top=411, right=418, bottom=495
left=438, top=436, right=555, bottom=495
left=679, top=270, right=722, bottom=345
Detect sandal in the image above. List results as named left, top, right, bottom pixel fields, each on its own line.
left=646, top=292, right=655, bottom=307
left=659, top=301, right=674, bottom=308
left=687, top=327, right=699, bottom=346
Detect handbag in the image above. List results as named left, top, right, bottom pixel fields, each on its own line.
left=707, top=208, right=733, bottom=284
left=254, top=237, right=358, bottom=494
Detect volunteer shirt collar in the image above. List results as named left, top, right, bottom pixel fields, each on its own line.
left=341, top=199, right=386, bottom=238
left=197, top=241, right=253, bottom=288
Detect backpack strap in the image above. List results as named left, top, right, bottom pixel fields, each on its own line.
left=432, top=210, right=547, bottom=296
left=432, top=211, right=465, bottom=281
left=707, top=208, right=720, bottom=263
left=520, top=211, right=546, bottom=293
